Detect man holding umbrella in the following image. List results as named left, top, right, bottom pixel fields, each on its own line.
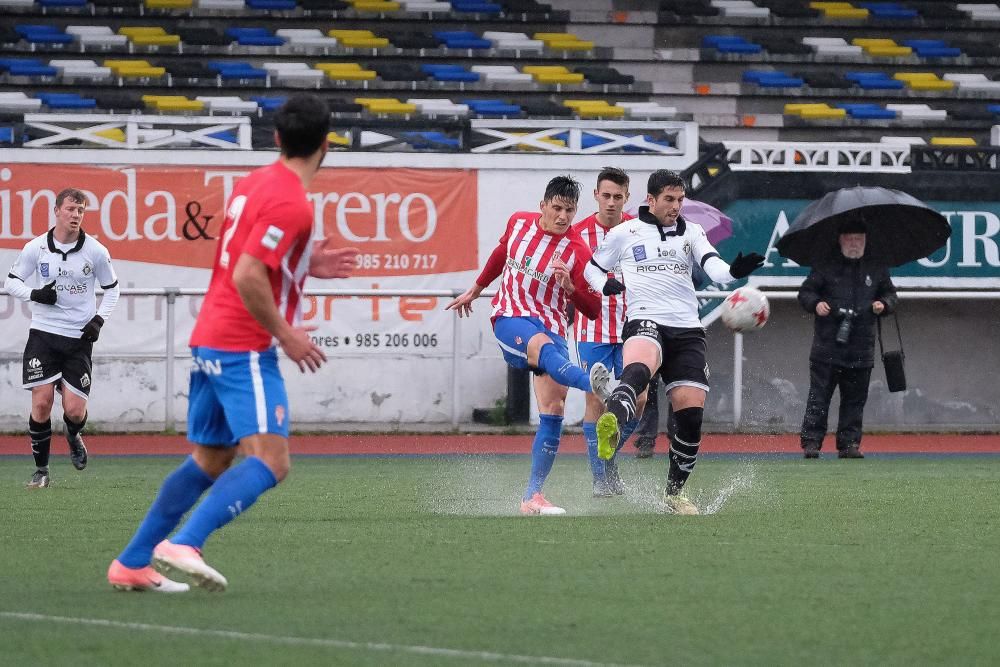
left=796, top=217, right=897, bottom=459
left=778, top=186, right=950, bottom=459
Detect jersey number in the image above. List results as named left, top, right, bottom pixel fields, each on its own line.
left=219, top=195, right=248, bottom=269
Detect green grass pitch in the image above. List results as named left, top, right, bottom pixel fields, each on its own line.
left=2, top=454, right=998, bottom=666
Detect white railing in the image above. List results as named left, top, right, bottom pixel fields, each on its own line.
left=724, top=141, right=912, bottom=173
left=22, top=114, right=253, bottom=150
left=2, top=288, right=998, bottom=430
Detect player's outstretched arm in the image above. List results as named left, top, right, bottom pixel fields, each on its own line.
left=233, top=254, right=327, bottom=373
left=309, top=237, right=360, bottom=279
left=445, top=284, right=484, bottom=318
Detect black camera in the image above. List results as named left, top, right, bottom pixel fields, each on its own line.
left=835, top=307, right=856, bottom=345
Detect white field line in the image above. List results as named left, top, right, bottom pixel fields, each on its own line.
left=0, top=611, right=645, bottom=667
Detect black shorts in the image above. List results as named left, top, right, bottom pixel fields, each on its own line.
left=621, top=319, right=709, bottom=393
left=22, top=329, right=93, bottom=398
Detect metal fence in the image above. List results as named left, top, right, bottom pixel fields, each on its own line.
left=5, top=287, right=997, bottom=430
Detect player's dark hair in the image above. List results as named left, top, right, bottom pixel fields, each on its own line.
left=54, top=188, right=86, bottom=209
left=274, top=94, right=330, bottom=159
left=597, top=167, right=629, bottom=189
left=647, top=170, right=686, bottom=197
left=543, top=175, right=581, bottom=203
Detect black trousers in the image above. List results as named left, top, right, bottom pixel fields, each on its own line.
left=800, top=362, right=872, bottom=450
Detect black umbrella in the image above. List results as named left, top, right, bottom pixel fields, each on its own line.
left=777, top=186, right=951, bottom=267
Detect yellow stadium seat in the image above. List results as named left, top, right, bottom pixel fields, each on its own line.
left=810, top=1, right=868, bottom=19
left=547, top=40, right=595, bottom=52
left=328, top=29, right=389, bottom=48
left=522, top=66, right=584, bottom=84
left=142, top=95, right=205, bottom=112
left=118, top=27, right=181, bottom=47
left=562, top=99, right=626, bottom=118
left=348, top=0, right=400, bottom=10
left=893, top=73, right=955, bottom=91
left=784, top=103, right=846, bottom=119
left=852, top=38, right=912, bottom=57
left=327, top=131, right=351, bottom=146
left=929, top=136, right=976, bottom=146
left=315, top=62, right=377, bottom=81
left=104, top=60, right=166, bottom=78
left=145, top=0, right=194, bottom=7
left=355, top=98, right=416, bottom=115
left=532, top=32, right=594, bottom=51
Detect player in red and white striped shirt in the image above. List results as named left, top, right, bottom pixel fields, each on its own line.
left=447, top=176, right=611, bottom=516
left=571, top=168, right=642, bottom=497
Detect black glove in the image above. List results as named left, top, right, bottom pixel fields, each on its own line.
left=603, top=277, right=625, bottom=296
left=729, top=252, right=765, bottom=279
left=81, top=315, right=104, bottom=343
left=30, top=280, right=57, bottom=305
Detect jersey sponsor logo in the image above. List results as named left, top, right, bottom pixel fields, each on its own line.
left=636, top=262, right=688, bottom=275
left=632, top=245, right=647, bottom=261
left=275, top=404, right=285, bottom=427
left=261, top=225, right=285, bottom=251
left=505, top=255, right=550, bottom=284
left=39, top=263, right=49, bottom=278
left=28, top=357, right=41, bottom=369
left=656, top=247, right=676, bottom=258
left=56, top=283, right=90, bottom=295
left=80, top=373, right=91, bottom=388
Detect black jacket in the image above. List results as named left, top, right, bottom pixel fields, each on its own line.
left=797, top=257, right=898, bottom=368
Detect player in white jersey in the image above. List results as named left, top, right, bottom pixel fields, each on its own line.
left=4, top=188, right=120, bottom=489
left=571, top=167, right=641, bottom=497
left=584, top=170, right=764, bottom=514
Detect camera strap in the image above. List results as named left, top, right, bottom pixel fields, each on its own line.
left=877, top=311, right=904, bottom=357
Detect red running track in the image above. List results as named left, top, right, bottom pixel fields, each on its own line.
left=1, top=433, right=998, bottom=456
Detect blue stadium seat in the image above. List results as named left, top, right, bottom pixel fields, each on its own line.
left=845, top=72, right=905, bottom=90
left=742, top=70, right=804, bottom=88
left=0, top=58, right=58, bottom=78
left=702, top=35, right=762, bottom=54
left=251, top=96, right=288, bottom=111
left=0, top=126, right=14, bottom=144
left=902, top=40, right=962, bottom=58
left=15, top=25, right=74, bottom=45
left=247, top=0, right=297, bottom=7
left=420, top=64, right=480, bottom=82
left=836, top=103, right=897, bottom=119
left=36, top=92, right=98, bottom=110
left=451, top=0, right=502, bottom=13
left=434, top=31, right=492, bottom=49
left=38, top=0, right=87, bottom=5
left=988, top=105, right=1000, bottom=116
left=208, top=61, right=268, bottom=80
left=224, top=28, right=285, bottom=47
left=858, top=2, right=917, bottom=19
left=464, top=98, right=522, bottom=116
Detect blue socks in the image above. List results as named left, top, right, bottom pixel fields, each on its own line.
left=524, top=414, right=563, bottom=500
left=537, top=343, right=591, bottom=393
left=171, top=456, right=278, bottom=550
left=582, top=421, right=602, bottom=479
left=117, top=456, right=214, bottom=568
left=584, top=418, right=639, bottom=481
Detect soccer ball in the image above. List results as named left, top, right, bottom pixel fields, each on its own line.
left=720, top=286, right=769, bottom=332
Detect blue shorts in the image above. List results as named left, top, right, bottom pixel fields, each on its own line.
left=187, top=346, right=290, bottom=446
left=576, top=341, right=624, bottom=378
left=493, top=316, right=569, bottom=371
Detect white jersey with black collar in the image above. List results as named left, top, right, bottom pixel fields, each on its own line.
left=5, top=229, right=119, bottom=338
left=584, top=207, right=735, bottom=329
